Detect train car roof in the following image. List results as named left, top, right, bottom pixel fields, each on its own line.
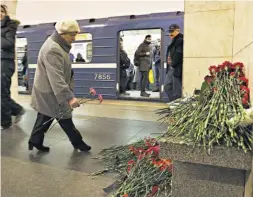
left=17, top=11, right=183, bottom=32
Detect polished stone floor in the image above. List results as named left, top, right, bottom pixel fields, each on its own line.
left=1, top=96, right=167, bottom=197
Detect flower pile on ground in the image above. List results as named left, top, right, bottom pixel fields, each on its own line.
left=157, top=61, right=252, bottom=154
left=92, top=137, right=172, bottom=196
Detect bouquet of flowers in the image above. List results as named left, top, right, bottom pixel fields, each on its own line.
left=92, top=138, right=173, bottom=197
left=158, top=61, right=252, bottom=154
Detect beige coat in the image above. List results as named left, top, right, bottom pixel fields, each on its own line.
left=30, top=31, right=74, bottom=119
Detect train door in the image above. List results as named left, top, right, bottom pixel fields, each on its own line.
left=16, top=37, right=29, bottom=94
left=117, top=29, right=163, bottom=100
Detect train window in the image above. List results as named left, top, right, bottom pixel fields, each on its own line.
left=70, top=33, right=92, bottom=63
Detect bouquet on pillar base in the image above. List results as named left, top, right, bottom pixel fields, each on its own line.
left=157, top=61, right=252, bottom=154
left=92, top=137, right=173, bottom=197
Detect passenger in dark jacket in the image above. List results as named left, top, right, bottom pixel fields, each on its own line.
left=152, top=40, right=161, bottom=92
left=165, top=24, right=183, bottom=102
left=1, top=5, right=25, bottom=129
left=119, top=38, right=130, bottom=95
left=135, top=35, right=152, bottom=97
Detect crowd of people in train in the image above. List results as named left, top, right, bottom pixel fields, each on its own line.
left=119, top=24, right=183, bottom=99
left=1, top=3, right=183, bottom=153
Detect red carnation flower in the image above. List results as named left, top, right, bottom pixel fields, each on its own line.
left=204, top=75, right=213, bottom=84
left=240, top=86, right=250, bottom=94
left=208, top=65, right=219, bottom=74
left=218, top=64, right=226, bottom=71
left=238, top=77, right=249, bottom=86
left=222, top=61, right=233, bottom=69
left=233, top=62, right=244, bottom=70
left=230, top=72, right=236, bottom=77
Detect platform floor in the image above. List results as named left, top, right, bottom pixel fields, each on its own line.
left=1, top=95, right=167, bottom=197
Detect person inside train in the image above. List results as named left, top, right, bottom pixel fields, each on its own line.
left=125, top=62, right=135, bottom=91
left=1, top=4, right=25, bottom=129
left=75, top=53, right=85, bottom=62
left=152, top=39, right=161, bottom=92
left=28, top=20, right=91, bottom=152
left=119, top=37, right=130, bottom=96
left=69, top=53, right=74, bottom=62
left=22, top=45, right=28, bottom=88
left=134, top=35, right=152, bottom=97
left=165, top=24, right=183, bottom=102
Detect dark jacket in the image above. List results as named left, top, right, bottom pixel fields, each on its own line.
left=152, top=46, right=161, bottom=66
left=1, top=16, right=19, bottom=60
left=136, top=41, right=152, bottom=72
left=166, top=33, right=183, bottom=78
left=22, top=52, right=28, bottom=68
left=120, top=49, right=130, bottom=70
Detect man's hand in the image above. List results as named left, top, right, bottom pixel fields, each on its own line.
left=68, top=97, right=80, bottom=108
left=167, top=56, right=172, bottom=64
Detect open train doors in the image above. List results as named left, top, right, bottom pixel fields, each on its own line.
left=117, top=28, right=165, bottom=101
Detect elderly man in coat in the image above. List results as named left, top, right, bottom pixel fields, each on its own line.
left=28, top=20, right=91, bottom=152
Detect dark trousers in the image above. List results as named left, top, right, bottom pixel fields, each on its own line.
left=154, top=64, right=160, bottom=87
left=29, top=113, right=83, bottom=145
left=120, top=70, right=128, bottom=93
left=140, top=71, right=149, bottom=93
left=164, top=68, right=182, bottom=102
left=1, top=59, right=23, bottom=127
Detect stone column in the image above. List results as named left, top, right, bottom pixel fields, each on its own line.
left=232, top=1, right=253, bottom=104
left=182, top=1, right=235, bottom=96
left=2, top=0, right=19, bottom=100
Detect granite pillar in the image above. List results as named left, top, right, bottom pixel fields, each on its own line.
left=160, top=141, right=253, bottom=197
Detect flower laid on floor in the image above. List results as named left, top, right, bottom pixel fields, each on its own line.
left=157, top=61, right=252, bottom=154
left=92, top=137, right=172, bottom=197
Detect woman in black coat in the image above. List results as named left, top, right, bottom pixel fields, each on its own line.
left=1, top=5, right=25, bottom=129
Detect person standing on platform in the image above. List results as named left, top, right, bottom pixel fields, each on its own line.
left=1, top=5, right=25, bottom=129
left=28, top=20, right=91, bottom=152
left=135, top=35, right=152, bottom=97
left=119, top=37, right=130, bottom=96
left=164, top=24, right=183, bottom=102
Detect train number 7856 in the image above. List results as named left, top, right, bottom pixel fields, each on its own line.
left=94, top=73, right=111, bottom=80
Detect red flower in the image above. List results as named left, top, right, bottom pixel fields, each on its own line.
left=242, top=97, right=248, bottom=105
left=151, top=186, right=159, bottom=195
left=146, top=145, right=160, bottom=155
left=238, top=77, right=249, bottom=86
left=209, top=65, right=219, bottom=74
left=240, top=86, right=250, bottom=94
left=204, top=75, right=213, bottom=84
left=233, top=62, right=244, bottom=70
left=89, top=87, right=96, bottom=96
left=123, top=194, right=129, bottom=197
left=98, top=94, right=103, bottom=103
left=230, top=72, right=236, bottom=77
left=222, top=61, right=233, bottom=69
left=127, top=160, right=136, bottom=172
left=218, top=64, right=226, bottom=71
left=137, top=153, right=145, bottom=161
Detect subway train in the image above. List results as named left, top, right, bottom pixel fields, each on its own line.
left=16, top=11, right=184, bottom=102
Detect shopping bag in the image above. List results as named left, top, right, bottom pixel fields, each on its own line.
left=149, top=69, right=154, bottom=84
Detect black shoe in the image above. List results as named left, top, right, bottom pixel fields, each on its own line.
left=72, top=140, right=91, bottom=152
left=140, top=92, right=150, bottom=97
left=1, top=124, right=12, bottom=130
left=28, top=142, right=50, bottom=152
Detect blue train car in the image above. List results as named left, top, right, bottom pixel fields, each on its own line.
left=17, top=11, right=184, bottom=101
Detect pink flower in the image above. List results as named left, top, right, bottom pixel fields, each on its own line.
left=89, top=87, right=96, bottom=96
left=98, top=94, right=103, bottom=103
